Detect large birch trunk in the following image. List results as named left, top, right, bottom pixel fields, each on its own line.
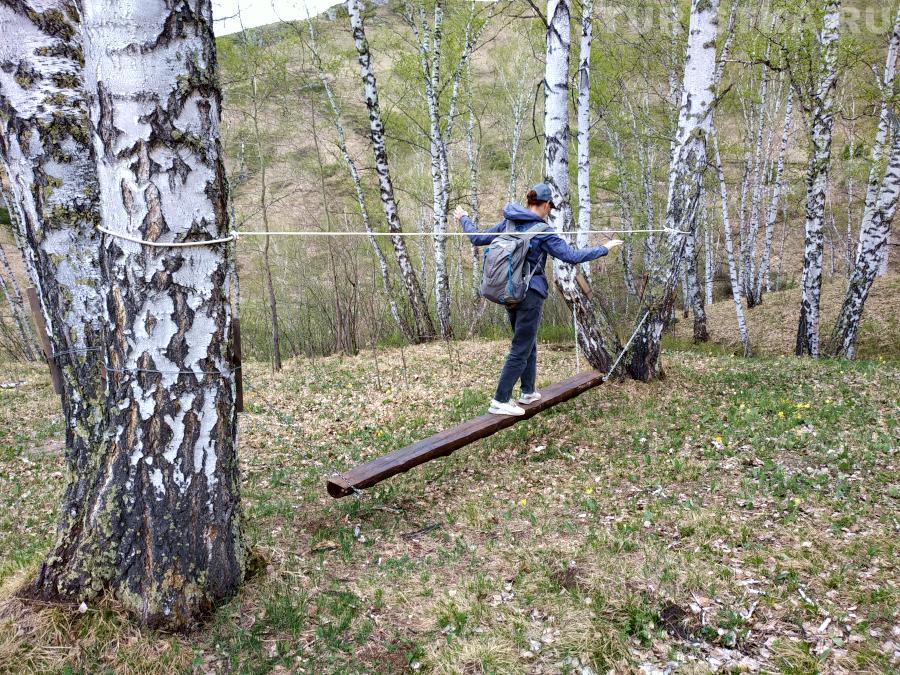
left=0, top=0, right=114, bottom=604
left=796, top=1, right=841, bottom=357
left=625, top=0, right=719, bottom=381
left=544, top=0, right=618, bottom=373
left=348, top=0, right=435, bottom=342
left=575, top=0, right=593, bottom=278
left=77, top=0, right=242, bottom=628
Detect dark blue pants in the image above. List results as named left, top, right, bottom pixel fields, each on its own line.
left=494, top=289, right=544, bottom=402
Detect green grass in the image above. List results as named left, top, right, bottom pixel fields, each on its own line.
left=1, top=340, right=898, bottom=673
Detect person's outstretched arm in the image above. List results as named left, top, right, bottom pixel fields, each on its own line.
left=455, top=206, right=506, bottom=246
left=541, top=234, right=623, bottom=264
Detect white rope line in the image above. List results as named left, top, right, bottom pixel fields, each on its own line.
left=97, top=225, right=687, bottom=247
left=602, top=310, right=650, bottom=383
left=233, top=227, right=685, bottom=237
left=97, top=225, right=237, bottom=247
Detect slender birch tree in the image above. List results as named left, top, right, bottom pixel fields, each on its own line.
left=575, top=0, right=593, bottom=278
left=347, top=0, right=435, bottom=342
left=754, top=87, right=794, bottom=304
left=305, top=17, right=413, bottom=342
left=794, top=0, right=841, bottom=357
left=544, top=0, right=619, bottom=373
left=828, top=4, right=900, bottom=357
left=625, top=0, right=719, bottom=381
left=712, top=125, right=751, bottom=356
left=76, top=0, right=241, bottom=628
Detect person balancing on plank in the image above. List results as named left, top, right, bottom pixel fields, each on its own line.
left=455, top=182, right=623, bottom=417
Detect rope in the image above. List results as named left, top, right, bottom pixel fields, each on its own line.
left=97, top=225, right=687, bottom=247
left=602, top=310, right=650, bottom=383
left=98, top=225, right=236, bottom=247
left=102, top=363, right=240, bottom=377
left=50, top=346, right=103, bottom=360
left=233, top=227, right=685, bottom=238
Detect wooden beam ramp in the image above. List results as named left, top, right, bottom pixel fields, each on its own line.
left=327, top=369, right=606, bottom=498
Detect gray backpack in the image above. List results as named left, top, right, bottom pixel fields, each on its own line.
left=479, top=221, right=550, bottom=306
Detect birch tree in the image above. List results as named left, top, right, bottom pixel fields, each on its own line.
left=74, top=0, right=241, bottom=628
left=713, top=125, right=751, bottom=356
left=753, top=87, right=794, bottom=304
left=0, top=0, right=112, bottom=604
left=305, top=17, right=412, bottom=342
left=625, top=0, right=719, bottom=381
left=575, top=0, right=593, bottom=277
left=828, top=5, right=900, bottom=357
left=348, top=0, right=435, bottom=342
left=794, top=0, right=841, bottom=357
left=544, top=0, right=619, bottom=373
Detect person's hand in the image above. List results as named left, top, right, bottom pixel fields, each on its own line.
left=603, top=239, right=624, bottom=250
left=454, top=205, right=468, bottom=221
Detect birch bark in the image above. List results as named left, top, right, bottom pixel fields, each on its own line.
left=575, top=0, right=593, bottom=278
left=347, top=0, right=435, bottom=342
left=625, top=0, right=719, bottom=381
left=78, top=0, right=242, bottom=628
left=712, top=125, right=751, bottom=355
left=861, top=2, right=900, bottom=277
left=0, top=0, right=115, bottom=604
left=828, top=5, right=900, bottom=357
left=796, top=0, right=841, bottom=357
left=827, top=119, right=900, bottom=354
left=685, top=186, right=708, bottom=341
left=544, top=0, right=618, bottom=372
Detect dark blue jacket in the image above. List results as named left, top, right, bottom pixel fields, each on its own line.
left=460, top=203, right=609, bottom=298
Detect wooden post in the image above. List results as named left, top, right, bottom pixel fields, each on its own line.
left=232, top=317, right=244, bottom=413
left=26, top=286, right=62, bottom=395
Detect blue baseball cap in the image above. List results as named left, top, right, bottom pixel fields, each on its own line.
left=531, top=182, right=556, bottom=207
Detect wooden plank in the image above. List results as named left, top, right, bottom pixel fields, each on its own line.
left=327, top=369, right=606, bottom=498
left=232, top=317, right=244, bottom=413
left=26, top=286, right=62, bottom=395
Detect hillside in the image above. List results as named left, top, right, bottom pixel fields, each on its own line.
left=671, top=273, right=900, bottom=360
left=2, top=297, right=899, bottom=671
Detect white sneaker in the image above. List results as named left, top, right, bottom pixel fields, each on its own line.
left=488, top=399, right=525, bottom=416
left=518, top=392, right=542, bottom=405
